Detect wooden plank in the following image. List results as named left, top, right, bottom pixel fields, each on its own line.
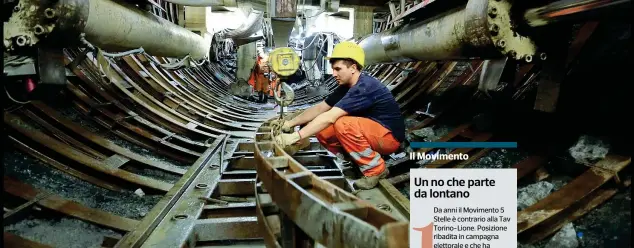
left=521, top=179, right=631, bottom=243
left=8, top=135, right=124, bottom=192
left=4, top=176, right=140, bottom=232
left=4, top=232, right=52, bottom=248
left=517, top=155, right=630, bottom=233
left=30, top=101, right=187, bottom=175
left=5, top=112, right=173, bottom=192
left=21, top=109, right=106, bottom=159
left=514, top=156, right=548, bottom=181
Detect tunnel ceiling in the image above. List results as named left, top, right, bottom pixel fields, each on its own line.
left=238, top=0, right=390, bottom=12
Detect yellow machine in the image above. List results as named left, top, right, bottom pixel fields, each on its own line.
left=268, top=47, right=299, bottom=108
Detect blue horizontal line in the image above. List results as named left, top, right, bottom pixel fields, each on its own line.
left=410, top=142, right=518, bottom=149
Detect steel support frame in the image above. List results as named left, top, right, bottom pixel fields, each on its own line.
left=114, top=135, right=226, bottom=248
left=253, top=121, right=410, bottom=248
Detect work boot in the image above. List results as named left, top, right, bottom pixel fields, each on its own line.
left=353, top=168, right=389, bottom=190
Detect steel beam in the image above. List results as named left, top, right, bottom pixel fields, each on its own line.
left=194, top=217, right=261, bottom=241
left=254, top=121, right=409, bottom=247
left=114, top=135, right=226, bottom=248
left=5, top=0, right=211, bottom=60
left=359, top=0, right=539, bottom=65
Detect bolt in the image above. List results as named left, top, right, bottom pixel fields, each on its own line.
left=524, top=55, right=533, bottom=63
left=488, top=7, right=498, bottom=17
left=16, top=36, right=28, bottom=46
left=540, top=52, right=547, bottom=60
left=377, top=204, right=391, bottom=212
left=195, top=183, right=209, bottom=189
left=489, top=24, right=499, bottom=34
left=497, top=40, right=506, bottom=48
left=13, top=5, right=20, bottom=12
left=172, top=214, right=189, bottom=220
left=44, top=8, right=56, bottom=19
left=34, top=25, right=45, bottom=35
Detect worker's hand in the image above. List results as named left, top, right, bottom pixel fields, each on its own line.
left=281, top=122, right=295, bottom=133
left=275, top=132, right=301, bottom=148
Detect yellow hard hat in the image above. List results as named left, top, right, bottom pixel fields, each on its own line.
left=327, top=41, right=365, bottom=68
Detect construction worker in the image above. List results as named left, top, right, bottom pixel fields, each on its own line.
left=250, top=54, right=270, bottom=103
left=274, top=41, right=406, bottom=190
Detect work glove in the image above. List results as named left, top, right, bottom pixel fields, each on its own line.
left=269, top=119, right=284, bottom=127
left=281, top=122, right=295, bottom=133
left=270, top=119, right=295, bottom=133
left=275, top=132, right=310, bottom=155
left=275, top=132, right=301, bottom=148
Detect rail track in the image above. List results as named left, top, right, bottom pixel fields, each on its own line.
left=4, top=19, right=630, bottom=248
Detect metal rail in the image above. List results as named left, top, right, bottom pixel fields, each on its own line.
left=114, top=135, right=226, bottom=247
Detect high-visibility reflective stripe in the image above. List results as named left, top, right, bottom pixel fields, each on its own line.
left=349, top=148, right=373, bottom=160
left=349, top=148, right=382, bottom=172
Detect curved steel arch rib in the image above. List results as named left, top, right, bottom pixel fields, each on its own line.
left=253, top=119, right=410, bottom=248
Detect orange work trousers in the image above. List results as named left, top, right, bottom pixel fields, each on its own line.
left=316, top=116, right=400, bottom=177
left=254, top=74, right=269, bottom=93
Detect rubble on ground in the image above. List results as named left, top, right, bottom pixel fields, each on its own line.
left=568, top=135, right=610, bottom=165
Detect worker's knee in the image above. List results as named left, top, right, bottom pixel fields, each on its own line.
left=316, top=124, right=336, bottom=143
left=333, top=116, right=354, bottom=134
left=315, top=130, right=327, bottom=142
